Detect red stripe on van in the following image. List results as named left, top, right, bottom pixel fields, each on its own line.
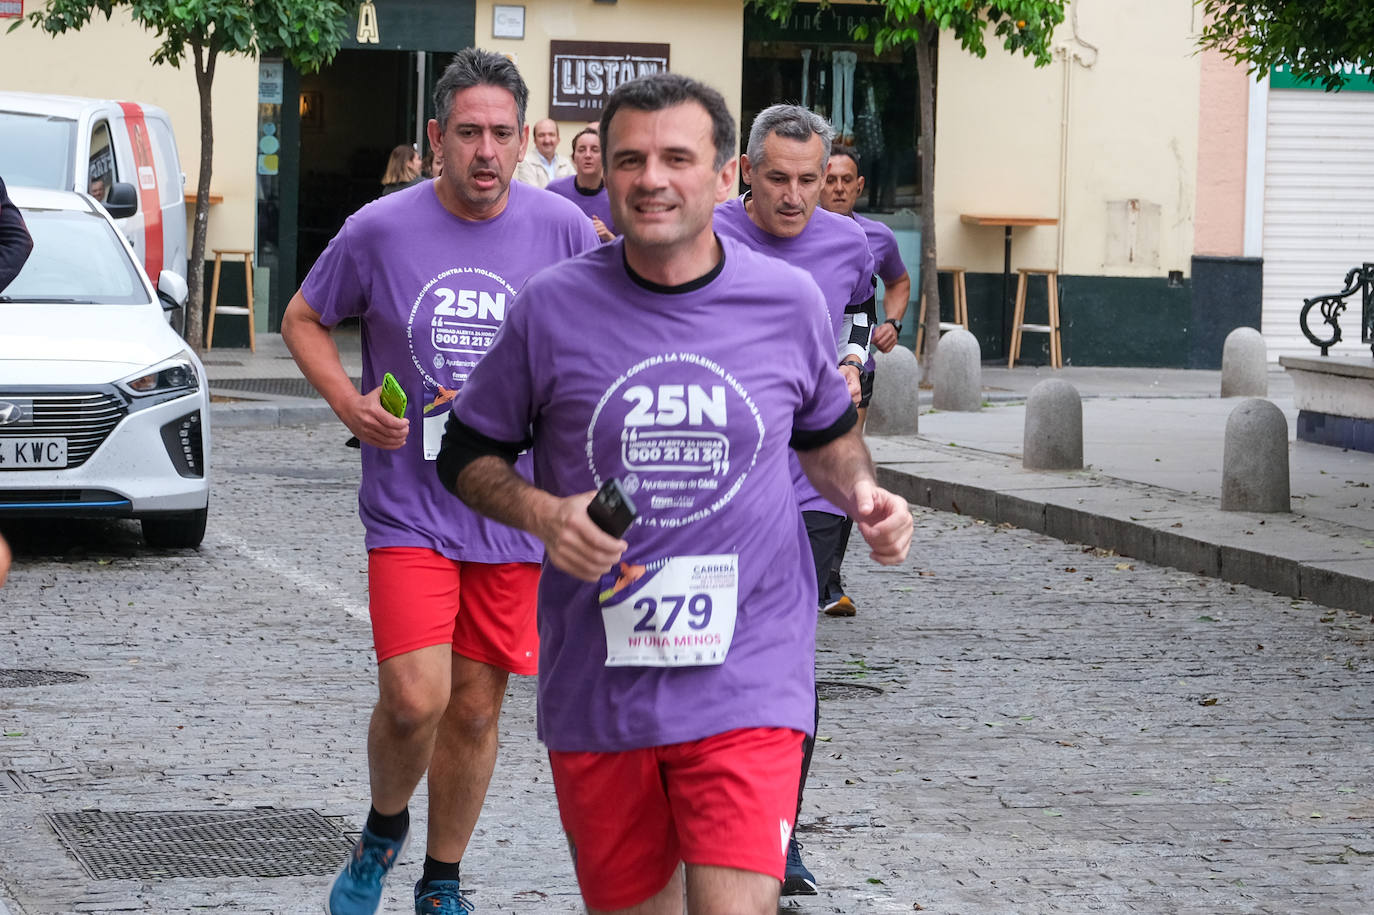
left=118, top=102, right=164, bottom=282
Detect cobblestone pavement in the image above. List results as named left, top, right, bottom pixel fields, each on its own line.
left=0, top=424, right=1370, bottom=914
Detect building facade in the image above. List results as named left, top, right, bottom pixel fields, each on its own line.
left=4, top=0, right=1367, bottom=364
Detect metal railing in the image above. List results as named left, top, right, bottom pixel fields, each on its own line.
left=1299, top=262, right=1374, bottom=357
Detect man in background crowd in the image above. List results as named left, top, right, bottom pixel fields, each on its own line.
left=512, top=117, right=574, bottom=188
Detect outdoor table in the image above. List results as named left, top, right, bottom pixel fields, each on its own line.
left=960, top=213, right=1058, bottom=358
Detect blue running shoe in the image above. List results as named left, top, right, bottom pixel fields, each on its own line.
left=326, top=827, right=406, bottom=915
left=781, top=836, right=817, bottom=896
left=415, top=878, right=475, bottom=913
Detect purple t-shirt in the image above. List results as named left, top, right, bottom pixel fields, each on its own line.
left=453, top=236, right=854, bottom=752
left=856, top=214, right=908, bottom=370
left=545, top=176, right=616, bottom=239
left=855, top=214, right=907, bottom=285
left=714, top=195, right=874, bottom=516
left=302, top=179, right=599, bottom=560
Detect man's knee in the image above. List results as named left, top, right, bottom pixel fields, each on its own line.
left=376, top=648, right=453, bottom=736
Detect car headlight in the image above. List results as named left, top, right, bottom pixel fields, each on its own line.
left=119, top=353, right=200, bottom=397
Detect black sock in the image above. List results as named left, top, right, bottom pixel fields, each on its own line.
left=421, top=855, right=462, bottom=887
left=365, top=805, right=409, bottom=842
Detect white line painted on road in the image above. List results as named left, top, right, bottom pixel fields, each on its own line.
left=210, top=531, right=369, bottom=622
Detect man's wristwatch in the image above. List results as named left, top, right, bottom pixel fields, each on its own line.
left=839, top=358, right=865, bottom=372
left=884, top=318, right=903, bottom=334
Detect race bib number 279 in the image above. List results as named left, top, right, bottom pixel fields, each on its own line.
left=601, top=554, right=738, bottom=667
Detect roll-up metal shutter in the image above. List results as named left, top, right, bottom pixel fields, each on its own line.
left=1261, top=89, right=1374, bottom=360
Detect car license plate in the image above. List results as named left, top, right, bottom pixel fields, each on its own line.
left=0, top=437, right=68, bottom=469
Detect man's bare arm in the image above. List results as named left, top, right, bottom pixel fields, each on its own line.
left=795, top=424, right=912, bottom=564
left=454, top=455, right=625, bottom=582
left=281, top=292, right=407, bottom=449
left=871, top=272, right=911, bottom=353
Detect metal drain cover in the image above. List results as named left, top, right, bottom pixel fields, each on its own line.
left=213, top=377, right=359, bottom=398
left=816, top=679, right=884, bottom=700
left=0, top=669, right=89, bottom=688
left=47, top=808, right=352, bottom=879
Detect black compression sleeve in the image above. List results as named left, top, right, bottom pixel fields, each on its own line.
left=435, top=414, right=530, bottom=496
left=790, top=403, right=858, bottom=451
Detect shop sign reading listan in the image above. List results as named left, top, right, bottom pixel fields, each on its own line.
left=549, top=41, right=670, bottom=119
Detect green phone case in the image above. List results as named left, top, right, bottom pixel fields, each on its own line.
left=380, top=372, right=407, bottom=417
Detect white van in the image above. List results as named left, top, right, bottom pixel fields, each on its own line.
left=0, top=92, right=188, bottom=287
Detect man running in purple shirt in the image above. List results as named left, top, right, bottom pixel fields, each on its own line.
left=438, top=73, right=911, bottom=914
left=282, top=49, right=597, bottom=915
left=713, top=103, right=877, bottom=895
left=818, top=143, right=914, bottom=618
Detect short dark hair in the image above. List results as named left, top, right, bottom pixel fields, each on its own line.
left=599, top=72, right=737, bottom=171
left=433, top=47, right=529, bottom=131
left=570, top=127, right=599, bottom=153
left=830, top=143, right=860, bottom=167
left=746, top=104, right=833, bottom=170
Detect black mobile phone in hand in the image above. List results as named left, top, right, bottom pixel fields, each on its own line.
left=587, top=477, right=638, bottom=537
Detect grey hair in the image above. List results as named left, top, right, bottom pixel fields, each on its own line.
left=599, top=72, right=738, bottom=171
left=746, top=104, right=833, bottom=169
left=433, top=47, right=529, bottom=131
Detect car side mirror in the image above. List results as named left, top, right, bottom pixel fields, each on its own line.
left=103, top=182, right=139, bottom=220
left=157, top=270, right=188, bottom=309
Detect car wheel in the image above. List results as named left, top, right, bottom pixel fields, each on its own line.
left=141, top=507, right=208, bottom=549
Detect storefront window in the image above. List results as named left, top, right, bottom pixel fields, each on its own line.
left=742, top=2, right=923, bottom=213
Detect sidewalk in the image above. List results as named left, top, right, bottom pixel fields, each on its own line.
left=207, top=335, right=1374, bottom=614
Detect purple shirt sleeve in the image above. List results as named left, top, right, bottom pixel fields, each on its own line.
left=451, top=288, right=538, bottom=443
left=794, top=278, right=857, bottom=433
left=300, top=219, right=368, bottom=326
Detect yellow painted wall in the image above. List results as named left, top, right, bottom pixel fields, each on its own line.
left=474, top=0, right=743, bottom=157
left=0, top=8, right=260, bottom=252
left=934, top=0, right=1203, bottom=279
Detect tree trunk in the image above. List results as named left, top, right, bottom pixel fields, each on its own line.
left=915, top=21, right=939, bottom=374
left=186, top=39, right=218, bottom=353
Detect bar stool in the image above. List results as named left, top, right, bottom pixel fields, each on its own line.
left=1007, top=267, right=1062, bottom=369
left=914, top=266, right=969, bottom=354
left=206, top=248, right=255, bottom=352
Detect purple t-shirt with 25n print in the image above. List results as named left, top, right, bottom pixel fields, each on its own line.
left=714, top=195, right=874, bottom=516
left=453, top=236, right=854, bottom=752
left=302, top=179, right=598, bottom=560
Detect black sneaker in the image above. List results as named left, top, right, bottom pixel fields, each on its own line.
left=781, top=836, right=818, bottom=895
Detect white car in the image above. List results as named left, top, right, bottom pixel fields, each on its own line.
left=0, top=187, right=209, bottom=548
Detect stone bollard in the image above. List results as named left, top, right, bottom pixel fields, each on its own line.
left=1220, top=327, right=1268, bottom=397
left=1023, top=378, right=1083, bottom=470
left=1221, top=398, right=1290, bottom=512
left=932, top=328, right=982, bottom=412
left=865, top=346, right=920, bottom=435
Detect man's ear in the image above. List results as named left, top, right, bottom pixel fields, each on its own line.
left=738, top=153, right=752, bottom=188
left=855, top=175, right=866, bottom=197
left=517, top=123, right=530, bottom=162
left=716, top=157, right=740, bottom=204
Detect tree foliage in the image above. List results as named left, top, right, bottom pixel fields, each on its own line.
left=841, top=0, right=1064, bottom=63
left=15, top=0, right=350, bottom=350
left=1197, top=0, right=1374, bottom=92
left=746, top=0, right=1065, bottom=365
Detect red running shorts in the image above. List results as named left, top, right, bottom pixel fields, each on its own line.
left=548, top=726, right=804, bottom=910
left=367, top=547, right=539, bottom=674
